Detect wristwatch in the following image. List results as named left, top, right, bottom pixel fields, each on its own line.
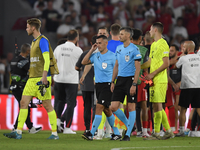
left=132, top=82, right=137, bottom=86
left=111, top=81, right=114, bottom=84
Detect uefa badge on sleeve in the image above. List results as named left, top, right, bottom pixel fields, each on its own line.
left=125, top=55, right=129, bottom=62
left=102, top=62, right=107, bottom=69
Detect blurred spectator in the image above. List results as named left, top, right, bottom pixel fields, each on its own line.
left=92, top=5, right=109, bottom=28
left=144, top=0, right=165, bottom=15
left=142, top=15, right=154, bottom=35
left=80, top=1, right=96, bottom=20
left=167, top=7, right=176, bottom=25
left=157, top=5, right=173, bottom=42
left=134, top=5, right=146, bottom=30
left=114, top=18, right=122, bottom=26
left=127, top=0, right=143, bottom=18
left=83, top=24, right=96, bottom=46
left=105, top=20, right=112, bottom=32
left=113, top=1, right=130, bottom=26
left=69, top=0, right=81, bottom=15
left=172, top=17, right=188, bottom=39
left=35, top=2, right=46, bottom=18
left=127, top=18, right=135, bottom=28
left=7, top=52, right=14, bottom=64
left=52, top=0, right=63, bottom=14
left=61, top=0, right=70, bottom=13
left=57, top=15, right=74, bottom=40
left=33, top=0, right=47, bottom=17
left=182, top=4, right=200, bottom=41
left=110, top=0, right=128, bottom=5
left=41, top=0, right=61, bottom=32
left=144, top=1, right=156, bottom=19
left=170, top=34, right=185, bottom=48
left=90, top=0, right=106, bottom=6
left=76, top=26, right=89, bottom=51
left=104, top=3, right=114, bottom=22
left=27, top=0, right=37, bottom=7
left=62, top=1, right=75, bottom=20
left=79, top=15, right=89, bottom=34
left=71, top=10, right=80, bottom=26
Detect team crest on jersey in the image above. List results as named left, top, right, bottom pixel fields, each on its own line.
left=102, top=62, right=107, bottom=69
left=125, top=55, right=130, bottom=62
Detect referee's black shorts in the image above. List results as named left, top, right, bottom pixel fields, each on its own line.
left=95, top=82, right=112, bottom=108
left=112, top=76, right=137, bottom=103
left=179, top=88, right=200, bottom=108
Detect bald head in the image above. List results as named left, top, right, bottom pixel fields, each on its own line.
left=183, top=41, right=195, bottom=54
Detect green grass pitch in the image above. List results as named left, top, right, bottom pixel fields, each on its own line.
left=0, top=130, right=200, bottom=150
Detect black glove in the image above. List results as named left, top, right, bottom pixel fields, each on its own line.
left=36, top=81, right=50, bottom=96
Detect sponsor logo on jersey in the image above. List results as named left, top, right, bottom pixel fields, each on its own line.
left=30, top=57, right=39, bottom=62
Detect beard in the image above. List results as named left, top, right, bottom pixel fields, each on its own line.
left=27, top=31, right=33, bottom=36
left=169, top=54, right=175, bottom=59
left=184, top=49, right=188, bottom=55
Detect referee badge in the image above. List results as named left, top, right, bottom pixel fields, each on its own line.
left=102, top=62, right=107, bottom=69
left=125, top=55, right=130, bottom=62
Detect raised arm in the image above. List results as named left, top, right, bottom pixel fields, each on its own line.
left=82, top=44, right=97, bottom=65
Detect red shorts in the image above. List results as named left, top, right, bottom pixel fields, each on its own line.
left=166, top=84, right=175, bottom=107
left=137, top=81, right=148, bottom=102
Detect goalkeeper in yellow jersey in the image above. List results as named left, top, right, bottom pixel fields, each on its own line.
left=3, top=18, right=59, bottom=139
left=141, top=22, right=174, bottom=140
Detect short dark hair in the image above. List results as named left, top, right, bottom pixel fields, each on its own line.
left=110, top=23, right=121, bottom=36
left=98, top=27, right=109, bottom=33
left=170, top=44, right=179, bottom=51
left=177, top=17, right=183, bottom=22
left=27, top=18, right=41, bottom=31
left=68, top=1, right=74, bottom=5
left=91, top=35, right=97, bottom=45
left=132, top=28, right=143, bottom=40
left=152, top=22, right=164, bottom=33
left=120, top=27, right=133, bottom=37
left=21, top=43, right=30, bottom=53
left=96, top=35, right=108, bottom=41
left=75, top=26, right=82, bottom=30
left=67, top=29, right=78, bottom=41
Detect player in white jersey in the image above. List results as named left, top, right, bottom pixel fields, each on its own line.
left=175, top=41, right=200, bottom=137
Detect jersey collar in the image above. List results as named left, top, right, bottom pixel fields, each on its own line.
left=188, top=52, right=195, bottom=54
left=33, top=34, right=42, bottom=42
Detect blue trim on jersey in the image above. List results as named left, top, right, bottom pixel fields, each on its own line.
left=90, top=50, right=116, bottom=83
left=38, top=37, right=51, bottom=76
left=107, top=40, right=123, bottom=53
left=116, top=43, right=141, bottom=77
left=39, top=38, right=49, bottom=53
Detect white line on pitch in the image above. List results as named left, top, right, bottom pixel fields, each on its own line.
left=111, top=146, right=200, bottom=150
